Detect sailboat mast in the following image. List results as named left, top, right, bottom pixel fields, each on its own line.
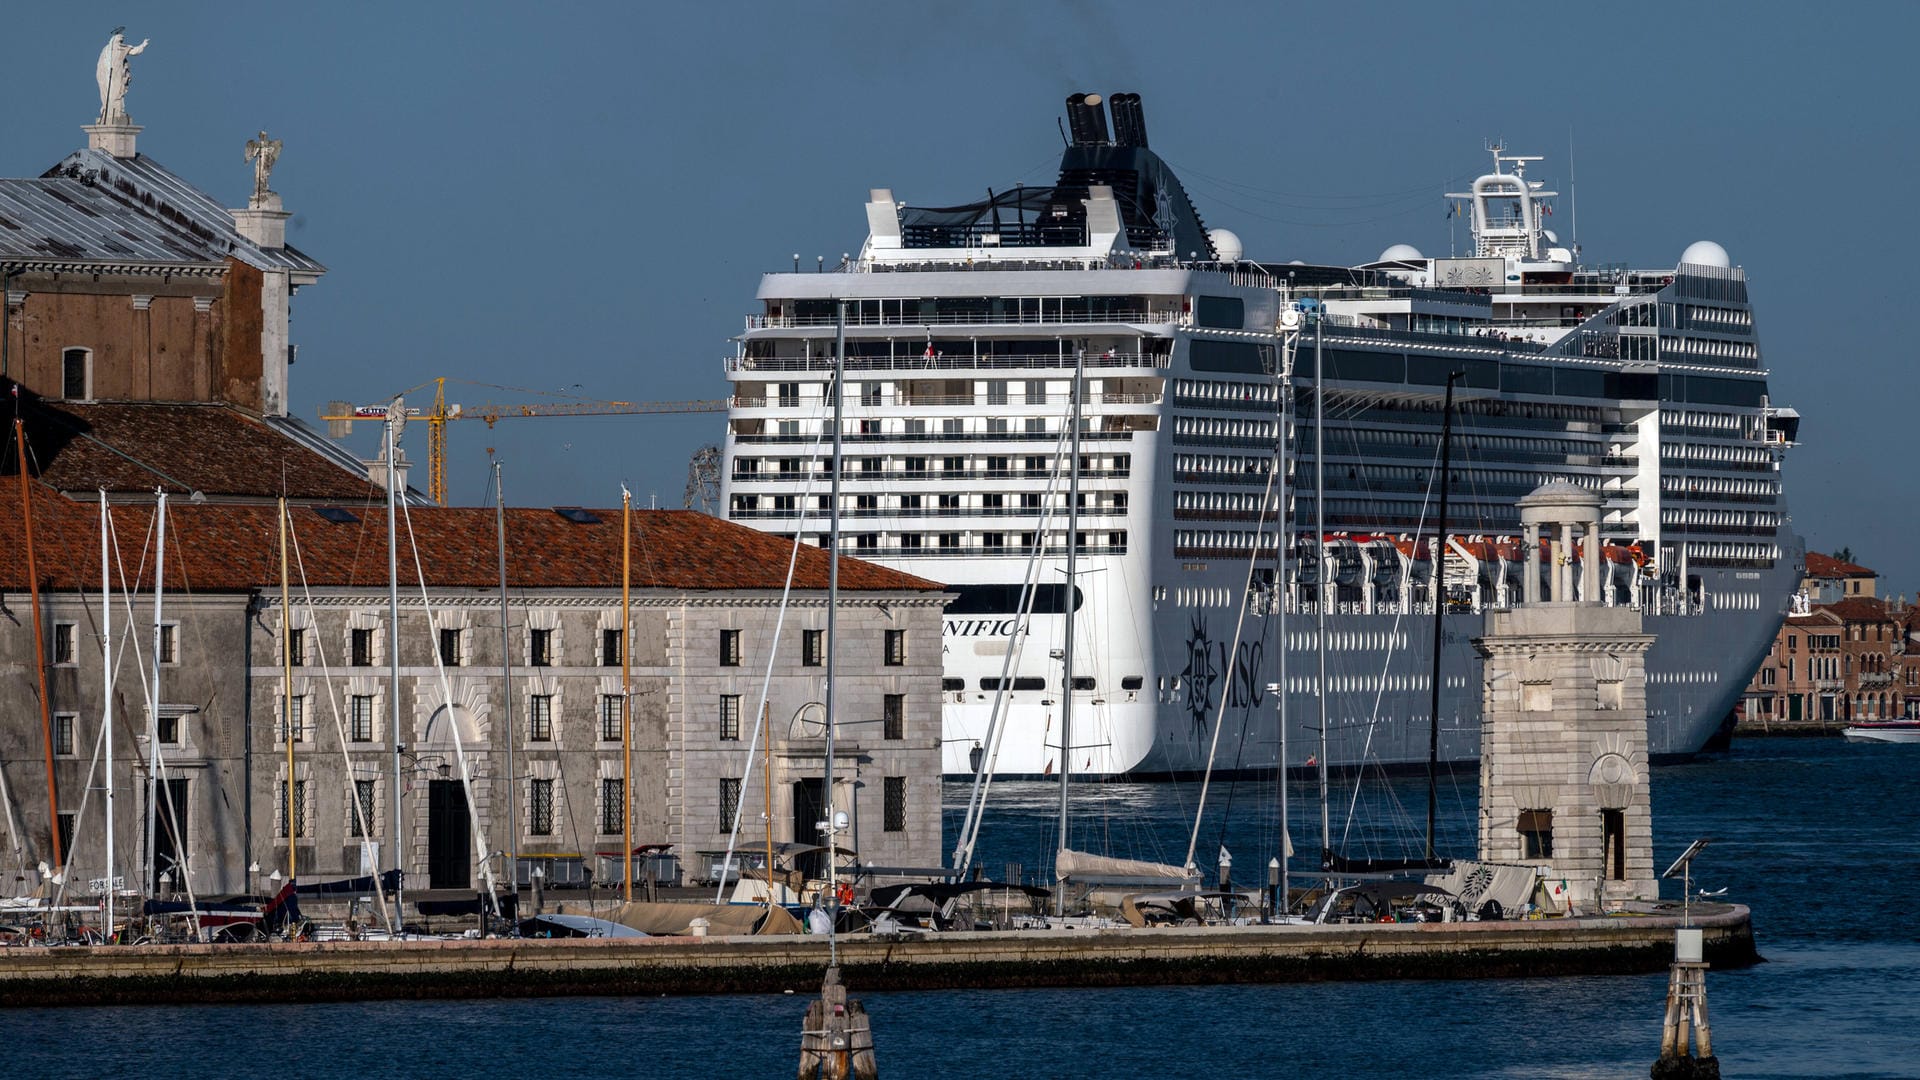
left=823, top=301, right=845, bottom=965
left=1425, top=373, right=1461, bottom=863
left=1056, top=347, right=1083, bottom=919
left=1275, top=317, right=1296, bottom=913
left=280, top=496, right=296, bottom=880
left=144, top=491, right=167, bottom=896
left=1313, top=317, right=1330, bottom=867
left=100, top=490, right=115, bottom=935
left=493, top=459, right=517, bottom=909
left=622, top=485, right=634, bottom=903
left=13, top=412, right=62, bottom=871
left=384, top=406, right=404, bottom=932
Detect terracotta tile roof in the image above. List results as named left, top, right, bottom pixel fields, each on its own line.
left=3, top=391, right=380, bottom=502
left=0, top=490, right=943, bottom=596
left=1819, top=597, right=1890, bottom=623
left=1805, top=551, right=1875, bottom=579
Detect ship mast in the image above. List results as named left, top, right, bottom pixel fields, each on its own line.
left=1054, top=346, right=1083, bottom=919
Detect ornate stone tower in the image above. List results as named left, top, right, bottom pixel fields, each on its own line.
left=1475, top=483, right=1658, bottom=911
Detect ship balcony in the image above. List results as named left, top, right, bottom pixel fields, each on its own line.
left=731, top=430, right=1140, bottom=446
left=731, top=466, right=1132, bottom=484
left=744, top=311, right=1181, bottom=330
left=730, top=507, right=1128, bottom=521
left=724, top=351, right=1170, bottom=375
left=728, top=392, right=1162, bottom=410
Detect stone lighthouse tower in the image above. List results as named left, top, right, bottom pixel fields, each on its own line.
left=1474, top=483, right=1659, bottom=911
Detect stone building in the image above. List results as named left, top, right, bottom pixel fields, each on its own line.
left=1743, top=591, right=1910, bottom=726
left=1475, top=484, right=1657, bottom=911
left=0, top=493, right=947, bottom=898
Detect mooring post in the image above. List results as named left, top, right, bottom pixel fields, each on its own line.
left=1651, top=927, right=1718, bottom=1080
left=799, top=966, right=878, bottom=1080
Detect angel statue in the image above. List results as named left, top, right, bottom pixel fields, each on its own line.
left=95, top=27, right=150, bottom=123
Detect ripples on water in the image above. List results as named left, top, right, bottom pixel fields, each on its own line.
left=14, top=740, right=1916, bottom=1079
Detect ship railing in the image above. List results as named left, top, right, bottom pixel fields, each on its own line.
left=725, top=351, right=1170, bottom=373
left=730, top=507, right=1126, bottom=521
left=835, top=544, right=1130, bottom=558
left=732, top=430, right=1136, bottom=445
left=730, top=392, right=1162, bottom=409
left=745, top=311, right=1182, bottom=329
left=732, top=467, right=1132, bottom=483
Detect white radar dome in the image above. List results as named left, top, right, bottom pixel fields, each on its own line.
left=1379, top=243, right=1424, bottom=263
left=1680, top=240, right=1731, bottom=269
left=1208, top=228, right=1244, bottom=263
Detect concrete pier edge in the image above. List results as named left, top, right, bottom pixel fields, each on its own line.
left=0, top=905, right=1754, bottom=1008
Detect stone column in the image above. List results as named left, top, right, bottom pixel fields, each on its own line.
left=1583, top=516, right=1601, bottom=603
left=1524, top=525, right=1541, bottom=604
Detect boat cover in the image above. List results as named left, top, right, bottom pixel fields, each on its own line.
left=1055, top=848, right=1193, bottom=883
left=580, top=900, right=806, bottom=936
left=1424, top=860, right=1539, bottom=916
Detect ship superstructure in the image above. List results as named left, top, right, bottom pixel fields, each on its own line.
left=721, top=96, right=1802, bottom=778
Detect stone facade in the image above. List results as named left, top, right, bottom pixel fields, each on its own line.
left=1474, top=484, right=1658, bottom=912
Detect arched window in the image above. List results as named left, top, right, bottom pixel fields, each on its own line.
left=62, top=348, right=91, bottom=401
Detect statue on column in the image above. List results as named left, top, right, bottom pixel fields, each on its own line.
left=245, top=131, right=283, bottom=200
left=95, top=27, right=150, bottom=124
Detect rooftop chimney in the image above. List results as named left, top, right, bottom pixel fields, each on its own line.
left=1064, top=93, right=1110, bottom=146
left=1109, top=93, right=1149, bottom=148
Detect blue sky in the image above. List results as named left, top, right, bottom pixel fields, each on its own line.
left=6, top=3, right=1916, bottom=585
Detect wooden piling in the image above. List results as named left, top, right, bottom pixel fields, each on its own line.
left=797, top=966, right=877, bottom=1080
left=1651, top=960, right=1717, bottom=1079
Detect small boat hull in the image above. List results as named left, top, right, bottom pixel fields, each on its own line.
left=1843, top=723, right=1920, bottom=744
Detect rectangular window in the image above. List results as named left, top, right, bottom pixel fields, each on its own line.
left=600, top=778, right=625, bottom=835
left=62, top=348, right=89, bottom=401
left=884, top=629, right=906, bottom=666
left=719, top=694, right=742, bottom=740
left=720, top=629, right=743, bottom=667
left=883, top=694, right=905, bottom=740
left=56, top=813, right=75, bottom=860
left=287, top=627, right=307, bottom=666
left=277, top=779, right=310, bottom=838
left=719, top=777, right=742, bottom=829
left=158, top=711, right=181, bottom=745
left=1519, top=809, right=1553, bottom=859
left=158, top=624, right=178, bottom=665
left=438, top=627, right=462, bottom=667
left=602, top=628, right=623, bottom=667
left=349, top=779, right=376, bottom=838
left=529, top=695, right=554, bottom=742
left=351, top=627, right=374, bottom=667
left=349, top=695, right=375, bottom=742
left=530, top=778, right=555, bottom=836
left=52, top=623, right=76, bottom=665
left=802, top=628, right=825, bottom=666
left=883, top=776, right=907, bottom=832
left=600, top=695, right=625, bottom=742
left=530, top=627, right=554, bottom=667
left=1602, top=809, right=1626, bottom=880
left=53, top=714, right=76, bottom=757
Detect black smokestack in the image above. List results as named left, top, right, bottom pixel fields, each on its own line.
left=1109, top=92, right=1149, bottom=148
left=1064, top=92, right=1110, bottom=146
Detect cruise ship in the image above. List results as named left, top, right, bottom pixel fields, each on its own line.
left=720, top=92, right=1802, bottom=779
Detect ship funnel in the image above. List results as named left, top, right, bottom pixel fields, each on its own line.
left=1109, top=92, right=1149, bottom=148
left=1064, top=92, right=1111, bottom=145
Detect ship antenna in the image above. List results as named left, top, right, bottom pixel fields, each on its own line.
left=1568, top=125, right=1580, bottom=263
left=1057, top=115, right=1069, bottom=146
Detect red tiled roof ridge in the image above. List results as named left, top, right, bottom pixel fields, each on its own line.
left=1805, top=551, right=1876, bottom=578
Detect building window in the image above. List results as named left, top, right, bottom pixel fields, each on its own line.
left=883, top=776, right=907, bottom=832
left=52, top=623, right=76, bottom=665
left=600, top=695, right=625, bottom=742
left=884, top=629, right=906, bottom=666
left=719, top=777, right=742, bottom=829
left=61, top=348, right=90, bottom=401
left=287, top=627, right=307, bottom=666
left=529, top=778, right=555, bottom=836
left=602, top=628, right=623, bottom=667
left=56, top=813, right=75, bottom=860
left=349, top=780, right=376, bottom=838
left=158, top=624, right=179, bottom=665
left=883, top=694, right=905, bottom=740
left=530, top=628, right=554, bottom=667
left=277, top=779, right=310, bottom=838
left=439, top=628, right=463, bottom=667
left=53, top=714, right=76, bottom=757
left=158, top=710, right=181, bottom=745
left=351, top=627, right=375, bottom=667
left=349, top=695, right=375, bottom=742
left=1519, top=809, right=1553, bottom=859
left=802, top=628, right=825, bottom=667
left=600, top=778, right=625, bottom=835
left=719, top=694, right=742, bottom=740
left=284, top=696, right=307, bottom=743
left=529, top=695, right=554, bottom=742
left=720, top=629, right=743, bottom=667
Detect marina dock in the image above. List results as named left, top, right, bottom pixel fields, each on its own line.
left=0, top=904, right=1754, bottom=1007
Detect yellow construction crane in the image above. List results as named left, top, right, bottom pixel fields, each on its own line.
left=320, top=377, right=731, bottom=505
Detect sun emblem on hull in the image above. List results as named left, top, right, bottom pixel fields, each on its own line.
left=1179, top=613, right=1217, bottom=736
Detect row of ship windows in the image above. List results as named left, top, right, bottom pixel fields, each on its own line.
left=1660, top=411, right=1770, bottom=439
left=1172, top=378, right=1281, bottom=407
left=1680, top=541, right=1781, bottom=565
left=760, top=416, right=1081, bottom=437
left=1665, top=335, right=1760, bottom=362
left=752, top=379, right=1123, bottom=408
left=1661, top=476, right=1782, bottom=499
left=1662, top=444, right=1775, bottom=467
left=779, top=531, right=1129, bottom=555
left=733, top=453, right=1132, bottom=480
left=1661, top=509, right=1783, bottom=529
left=1174, top=453, right=1276, bottom=478
left=732, top=491, right=1128, bottom=514
left=1332, top=426, right=1602, bottom=459
left=1174, top=491, right=1280, bottom=515
left=1611, top=301, right=1753, bottom=333
left=1172, top=416, right=1280, bottom=441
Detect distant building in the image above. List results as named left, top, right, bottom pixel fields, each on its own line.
left=0, top=496, right=947, bottom=896
left=1742, top=550, right=1909, bottom=724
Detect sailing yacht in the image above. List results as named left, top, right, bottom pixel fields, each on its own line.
left=719, top=92, right=1803, bottom=779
